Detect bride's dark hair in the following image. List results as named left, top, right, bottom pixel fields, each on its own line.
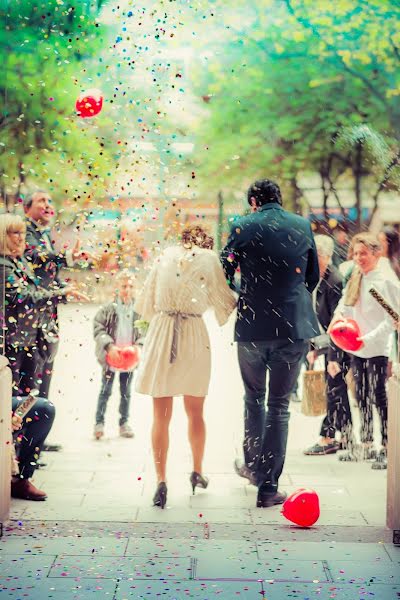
left=181, top=224, right=214, bottom=250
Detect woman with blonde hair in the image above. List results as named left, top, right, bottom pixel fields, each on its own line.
left=330, top=232, right=400, bottom=468
left=135, top=224, right=237, bottom=508
left=0, top=213, right=86, bottom=393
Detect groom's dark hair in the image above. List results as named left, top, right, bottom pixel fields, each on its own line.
left=247, top=179, right=282, bottom=207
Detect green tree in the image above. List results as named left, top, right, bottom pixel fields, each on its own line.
left=0, top=0, right=114, bottom=210
left=189, top=0, right=399, bottom=225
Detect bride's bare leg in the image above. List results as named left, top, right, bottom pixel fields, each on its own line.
left=152, top=397, right=173, bottom=482
left=184, top=395, right=206, bottom=474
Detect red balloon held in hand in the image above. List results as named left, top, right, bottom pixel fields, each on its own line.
left=281, top=488, right=320, bottom=527
left=329, top=318, right=363, bottom=352
left=76, top=88, right=103, bottom=118
left=106, top=346, right=140, bottom=371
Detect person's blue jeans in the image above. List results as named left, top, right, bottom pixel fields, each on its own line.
left=95, top=369, right=133, bottom=427
left=12, top=397, right=56, bottom=479
left=238, top=339, right=307, bottom=492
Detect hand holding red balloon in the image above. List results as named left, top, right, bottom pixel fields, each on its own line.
left=328, top=317, right=363, bottom=352
left=106, top=345, right=140, bottom=371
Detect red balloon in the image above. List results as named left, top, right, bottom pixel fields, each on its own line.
left=76, top=88, right=103, bottom=118
left=281, top=488, right=320, bottom=527
left=329, top=318, right=363, bottom=352
left=106, top=346, right=140, bottom=371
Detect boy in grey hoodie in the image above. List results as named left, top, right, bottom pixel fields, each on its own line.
left=93, top=270, right=142, bottom=439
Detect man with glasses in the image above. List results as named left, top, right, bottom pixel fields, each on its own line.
left=22, top=190, right=92, bottom=451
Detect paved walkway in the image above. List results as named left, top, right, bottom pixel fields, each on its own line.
left=2, top=305, right=398, bottom=599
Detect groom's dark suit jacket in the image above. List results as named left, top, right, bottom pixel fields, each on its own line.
left=221, top=203, right=320, bottom=342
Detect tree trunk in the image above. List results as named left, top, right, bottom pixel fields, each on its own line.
left=353, top=141, right=363, bottom=232
left=319, top=169, right=329, bottom=221
left=290, top=177, right=302, bottom=214
left=217, top=191, right=224, bottom=253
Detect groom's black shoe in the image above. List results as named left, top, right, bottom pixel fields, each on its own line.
left=256, top=489, right=287, bottom=508
left=233, top=459, right=256, bottom=485
left=43, top=443, right=62, bottom=452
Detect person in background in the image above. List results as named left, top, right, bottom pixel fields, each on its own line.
left=93, top=270, right=142, bottom=440
left=135, top=225, right=236, bottom=509
left=330, top=232, right=400, bottom=469
left=378, top=226, right=400, bottom=278
left=378, top=226, right=400, bottom=372
left=332, top=224, right=349, bottom=269
left=221, top=179, right=319, bottom=508
left=303, top=235, right=353, bottom=456
left=23, top=190, right=92, bottom=451
left=0, top=214, right=85, bottom=396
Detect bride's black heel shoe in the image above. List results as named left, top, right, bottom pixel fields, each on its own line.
left=190, top=471, right=209, bottom=495
left=153, top=482, right=167, bottom=508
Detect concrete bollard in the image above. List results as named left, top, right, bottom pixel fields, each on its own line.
left=387, top=372, right=400, bottom=545
left=0, top=355, right=12, bottom=535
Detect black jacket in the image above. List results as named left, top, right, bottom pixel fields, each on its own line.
left=221, top=203, right=320, bottom=342
left=313, top=265, right=345, bottom=362
left=24, top=218, right=67, bottom=289
left=0, top=255, right=64, bottom=350
left=24, top=217, right=68, bottom=331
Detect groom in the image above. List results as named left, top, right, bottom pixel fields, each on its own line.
left=221, top=179, right=319, bottom=508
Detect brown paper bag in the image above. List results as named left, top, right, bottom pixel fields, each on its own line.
left=301, top=369, right=327, bottom=416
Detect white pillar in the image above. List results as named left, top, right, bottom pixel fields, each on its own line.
left=0, top=355, right=12, bottom=534
left=387, top=373, right=400, bottom=545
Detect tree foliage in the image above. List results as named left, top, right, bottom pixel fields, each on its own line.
left=0, top=0, right=114, bottom=208
left=189, top=0, right=400, bottom=221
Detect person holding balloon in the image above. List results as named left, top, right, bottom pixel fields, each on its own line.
left=329, top=232, right=400, bottom=468
left=93, top=270, right=142, bottom=440
left=303, top=234, right=353, bottom=456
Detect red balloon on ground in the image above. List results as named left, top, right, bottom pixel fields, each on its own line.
left=76, top=88, right=103, bottom=118
left=329, top=318, right=363, bottom=352
left=106, top=346, right=139, bottom=371
left=281, top=488, right=320, bottom=527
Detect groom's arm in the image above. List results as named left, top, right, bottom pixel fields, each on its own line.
left=220, top=224, right=242, bottom=292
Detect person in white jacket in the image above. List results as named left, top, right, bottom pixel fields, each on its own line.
left=329, top=232, right=400, bottom=469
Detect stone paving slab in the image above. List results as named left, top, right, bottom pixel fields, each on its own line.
left=256, top=541, right=391, bottom=562
left=48, top=555, right=193, bottom=580
left=0, top=579, right=116, bottom=599
left=260, top=583, right=400, bottom=599
left=0, top=554, right=56, bottom=578
left=115, top=580, right=262, bottom=598
left=19, top=506, right=139, bottom=522
left=194, top=555, right=328, bottom=582
left=0, top=536, right=129, bottom=556
left=327, top=560, right=400, bottom=584
left=383, top=544, right=400, bottom=562
left=125, top=538, right=257, bottom=558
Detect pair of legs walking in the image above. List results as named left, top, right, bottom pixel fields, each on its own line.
left=237, top=339, right=306, bottom=503
left=152, top=395, right=208, bottom=507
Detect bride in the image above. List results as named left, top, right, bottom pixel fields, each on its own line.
left=134, top=225, right=237, bottom=508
